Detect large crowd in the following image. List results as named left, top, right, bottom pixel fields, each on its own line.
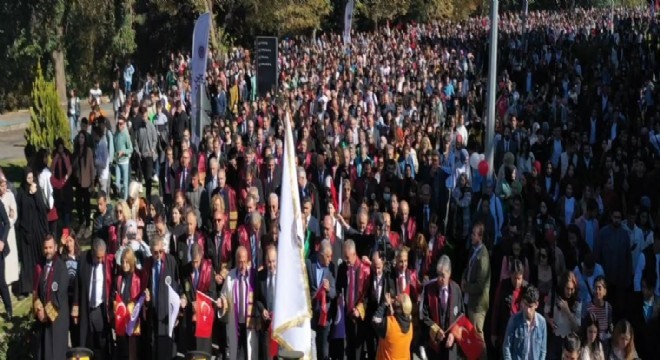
left=0, top=5, right=659, bottom=360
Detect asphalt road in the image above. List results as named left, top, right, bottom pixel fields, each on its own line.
left=0, top=129, right=27, bottom=162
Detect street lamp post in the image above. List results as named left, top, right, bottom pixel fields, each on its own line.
left=485, top=0, right=499, bottom=177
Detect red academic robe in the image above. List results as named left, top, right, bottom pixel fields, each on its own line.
left=219, top=185, right=239, bottom=231
left=401, top=216, right=417, bottom=246
left=236, top=226, right=262, bottom=267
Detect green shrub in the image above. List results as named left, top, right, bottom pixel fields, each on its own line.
left=24, top=62, right=71, bottom=157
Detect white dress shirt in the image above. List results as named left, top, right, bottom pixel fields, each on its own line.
left=89, top=263, right=104, bottom=308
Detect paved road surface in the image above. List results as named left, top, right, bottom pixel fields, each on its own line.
left=0, top=129, right=27, bottom=161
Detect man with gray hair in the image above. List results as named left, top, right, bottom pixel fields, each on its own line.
left=297, top=166, right=321, bottom=220
left=306, top=240, right=337, bottom=360
left=72, top=238, right=114, bottom=359
left=421, top=255, right=465, bottom=359
left=236, top=211, right=264, bottom=269
left=336, top=239, right=371, bottom=360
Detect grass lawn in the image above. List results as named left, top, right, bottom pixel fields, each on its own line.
left=0, top=158, right=92, bottom=359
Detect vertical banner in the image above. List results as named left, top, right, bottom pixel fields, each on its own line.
left=191, top=12, right=211, bottom=145
left=272, top=112, right=312, bottom=358
left=343, top=0, right=355, bottom=47
left=255, top=36, right=278, bottom=98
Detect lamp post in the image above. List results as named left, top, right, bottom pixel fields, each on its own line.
left=485, top=0, right=499, bottom=177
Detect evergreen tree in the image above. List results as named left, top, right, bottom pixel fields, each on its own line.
left=24, top=62, right=71, bottom=156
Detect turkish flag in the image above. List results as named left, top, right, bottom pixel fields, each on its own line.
left=269, top=319, right=278, bottom=358
left=114, top=294, right=129, bottom=336
left=195, top=291, right=215, bottom=338
left=450, top=314, right=485, bottom=360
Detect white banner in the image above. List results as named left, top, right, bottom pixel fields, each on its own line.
left=191, top=12, right=211, bottom=145
left=343, top=0, right=355, bottom=47
left=272, top=112, right=312, bottom=359
left=167, top=284, right=180, bottom=338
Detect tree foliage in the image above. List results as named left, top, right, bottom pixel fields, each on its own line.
left=358, top=0, right=411, bottom=27
left=25, top=63, right=71, bottom=153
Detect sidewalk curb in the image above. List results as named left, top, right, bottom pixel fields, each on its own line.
left=0, top=123, right=28, bottom=133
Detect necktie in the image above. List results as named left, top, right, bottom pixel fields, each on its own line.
left=398, top=274, right=406, bottom=294
left=41, top=262, right=52, bottom=300
left=154, top=260, right=160, bottom=303
left=216, top=234, right=223, bottom=262
left=267, top=273, right=274, bottom=310
left=441, top=288, right=448, bottom=311
left=194, top=269, right=199, bottom=290
left=90, top=263, right=98, bottom=307
left=348, top=265, right=356, bottom=311
left=250, top=234, right=257, bottom=268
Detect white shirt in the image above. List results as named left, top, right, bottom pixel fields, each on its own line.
left=89, top=262, right=104, bottom=308
left=89, top=88, right=102, bottom=104
left=38, top=169, right=54, bottom=210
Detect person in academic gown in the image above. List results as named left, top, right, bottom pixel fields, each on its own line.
left=256, top=246, right=279, bottom=360
left=114, top=247, right=143, bottom=360
left=17, top=169, right=49, bottom=296
left=142, top=235, right=184, bottom=360
left=220, top=246, right=259, bottom=360
left=421, top=255, right=464, bottom=360
left=181, top=243, right=217, bottom=355
left=32, top=235, right=69, bottom=360
left=306, top=240, right=337, bottom=360
left=73, top=238, right=116, bottom=360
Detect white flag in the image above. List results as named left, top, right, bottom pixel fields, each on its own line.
left=167, top=284, right=180, bottom=338
left=190, top=12, right=211, bottom=145
left=272, top=112, right=312, bottom=358
left=343, top=0, right=355, bottom=47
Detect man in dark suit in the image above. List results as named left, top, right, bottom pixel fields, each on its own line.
left=422, top=255, right=465, bottom=360
left=160, top=147, right=177, bottom=208
left=143, top=235, right=183, bottom=360
left=205, top=157, right=221, bottom=203
left=335, top=240, right=371, bottom=360
left=261, top=156, right=281, bottom=198
left=176, top=150, right=193, bottom=192
left=176, top=211, right=207, bottom=272
left=416, top=184, right=435, bottom=235
left=72, top=238, right=115, bottom=360
left=364, top=250, right=394, bottom=359
left=298, top=166, right=321, bottom=221
left=180, top=243, right=217, bottom=355
left=495, top=126, right=519, bottom=171
left=33, top=235, right=70, bottom=360
left=306, top=240, right=337, bottom=360
left=205, top=210, right=232, bottom=359
left=255, top=245, right=278, bottom=360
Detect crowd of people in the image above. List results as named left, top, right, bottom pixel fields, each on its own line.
left=0, top=5, right=660, bottom=360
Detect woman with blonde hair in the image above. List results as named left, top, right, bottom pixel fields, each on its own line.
left=114, top=247, right=142, bottom=360
left=607, top=320, right=638, bottom=360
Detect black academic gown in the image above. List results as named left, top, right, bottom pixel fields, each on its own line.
left=17, top=188, right=49, bottom=295
left=74, top=250, right=114, bottom=356
left=34, top=256, right=69, bottom=360
left=143, top=253, right=181, bottom=360
left=180, top=260, right=217, bottom=355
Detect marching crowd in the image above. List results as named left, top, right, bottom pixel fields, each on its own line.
left=1, top=5, right=660, bottom=360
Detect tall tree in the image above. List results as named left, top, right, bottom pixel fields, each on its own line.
left=25, top=63, right=71, bottom=154
left=358, top=0, right=410, bottom=28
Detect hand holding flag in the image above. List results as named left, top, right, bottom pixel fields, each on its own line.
left=195, top=291, right=215, bottom=338
left=450, top=314, right=485, bottom=360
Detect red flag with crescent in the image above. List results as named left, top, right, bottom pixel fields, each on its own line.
left=195, top=291, right=215, bottom=338
left=315, top=287, right=328, bottom=327
left=450, top=314, right=485, bottom=360
left=114, top=293, right=129, bottom=336
left=269, top=317, right=278, bottom=358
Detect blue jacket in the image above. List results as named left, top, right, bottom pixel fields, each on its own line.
left=503, top=312, right=547, bottom=360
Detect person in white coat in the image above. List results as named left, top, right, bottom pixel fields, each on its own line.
left=0, top=177, right=18, bottom=286
left=220, top=246, right=259, bottom=360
